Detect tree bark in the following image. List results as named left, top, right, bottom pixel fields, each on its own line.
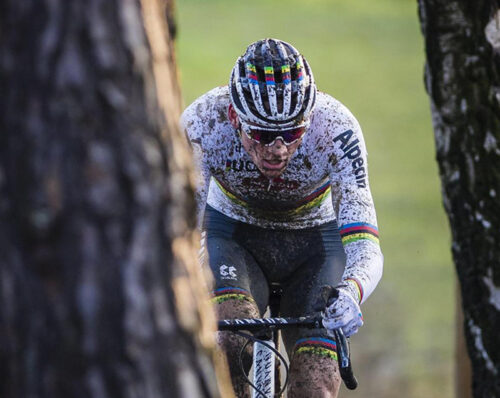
left=418, top=1, right=500, bottom=397
left=456, top=284, right=473, bottom=398
left=0, top=1, right=228, bottom=397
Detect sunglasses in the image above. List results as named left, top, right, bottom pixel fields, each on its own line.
left=240, top=123, right=308, bottom=146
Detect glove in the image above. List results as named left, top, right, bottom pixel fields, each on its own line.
left=322, top=287, right=363, bottom=337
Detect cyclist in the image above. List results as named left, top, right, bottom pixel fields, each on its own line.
left=181, top=38, right=383, bottom=398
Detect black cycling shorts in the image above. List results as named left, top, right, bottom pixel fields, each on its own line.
left=202, top=205, right=346, bottom=354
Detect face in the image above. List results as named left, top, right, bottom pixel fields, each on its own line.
left=228, top=105, right=303, bottom=179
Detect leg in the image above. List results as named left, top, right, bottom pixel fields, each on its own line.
left=204, top=231, right=269, bottom=398
left=214, top=290, right=260, bottom=398
left=288, top=337, right=341, bottom=398
left=280, top=220, right=346, bottom=398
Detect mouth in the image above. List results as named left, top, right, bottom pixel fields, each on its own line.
left=262, top=158, right=287, bottom=170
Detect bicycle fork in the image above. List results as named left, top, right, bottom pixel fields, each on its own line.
left=251, top=339, right=276, bottom=398
left=251, top=284, right=282, bottom=398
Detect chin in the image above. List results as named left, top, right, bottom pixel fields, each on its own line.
left=261, top=168, right=285, bottom=179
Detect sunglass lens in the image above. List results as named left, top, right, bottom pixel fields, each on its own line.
left=247, top=127, right=306, bottom=145
left=259, top=133, right=278, bottom=145
left=282, top=128, right=305, bottom=143
left=248, top=130, right=263, bottom=142
left=248, top=130, right=274, bottom=144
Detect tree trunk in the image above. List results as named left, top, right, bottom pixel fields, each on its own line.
left=0, top=1, right=229, bottom=397
left=456, top=284, right=473, bottom=398
left=418, top=1, right=500, bottom=397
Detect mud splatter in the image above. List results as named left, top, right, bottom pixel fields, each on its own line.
left=215, top=298, right=260, bottom=398
left=181, top=87, right=383, bottom=303
left=288, top=351, right=341, bottom=397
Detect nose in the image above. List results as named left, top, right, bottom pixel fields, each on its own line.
left=268, top=137, right=288, bottom=156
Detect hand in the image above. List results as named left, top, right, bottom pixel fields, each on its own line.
left=322, top=287, right=363, bottom=337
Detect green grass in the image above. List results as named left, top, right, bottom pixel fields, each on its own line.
left=176, top=1, right=455, bottom=397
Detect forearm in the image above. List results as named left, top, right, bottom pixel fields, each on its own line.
left=195, top=181, right=209, bottom=229
left=188, top=142, right=210, bottom=229
left=340, top=240, right=383, bottom=304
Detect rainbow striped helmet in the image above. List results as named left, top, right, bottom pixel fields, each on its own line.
left=229, top=39, right=317, bottom=129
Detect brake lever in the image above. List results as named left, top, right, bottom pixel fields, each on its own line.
left=315, top=285, right=358, bottom=390
left=332, top=328, right=358, bottom=390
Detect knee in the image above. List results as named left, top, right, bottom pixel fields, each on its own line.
left=211, top=287, right=260, bottom=320
left=288, top=337, right=341, bottom=398
left=211, top=288, right=260, bottom=365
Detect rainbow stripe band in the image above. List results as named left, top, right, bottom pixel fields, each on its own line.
left=296, top=61, right=304, bottom=81
left=281, top=65, right=291, bottom=84
left=297, top=181, right=329, bottom=205
left=248, top=75, right=259, bottom=85
left=280, top=184, right=331, bottom=215
left=340, top=222, right=379, bottom=246
left=295, top=337, right=337, bottom=350
left=214, top=178, right=248, bottom=208
left=246, top=63, right=259, bottom=85
left=214, top=177, right=331, bottom=216
left=294, top=337, right=337, bottom=361
left=210, top=287, right=256, bottom=305
left=264, top=66, right=275, bottom=85
left=346, top=278, right=364, bottom=303
left=246, top=63, right=257, bottom=73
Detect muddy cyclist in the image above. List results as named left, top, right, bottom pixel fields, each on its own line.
left=181, top=38, right=383, bottom=398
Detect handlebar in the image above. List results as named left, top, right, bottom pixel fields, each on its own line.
left=218, top=314, right=322, bottom=331
left=217, top=315, right=358, bottom=390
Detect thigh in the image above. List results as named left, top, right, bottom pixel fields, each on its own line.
left=279, top=221, right=346, bottom=354
left=204, top=236, right=269, bottom=397
left=203, top=206, right=269, bottom=314
left=206, top=236, right=269, bottom=314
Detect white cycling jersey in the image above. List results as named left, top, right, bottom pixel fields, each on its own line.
left=181, top=86, right=383, bottom=303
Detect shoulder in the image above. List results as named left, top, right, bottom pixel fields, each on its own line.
left=300, top=92, right=366, bottom=163
left=180, top=86, right=231, bottom=142
left=311, top=92, right=362, bottom=136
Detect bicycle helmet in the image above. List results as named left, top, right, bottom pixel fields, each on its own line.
left=229, top=38, right=317, bottom=129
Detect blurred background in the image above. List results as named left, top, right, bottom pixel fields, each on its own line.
left=176, top=0, right=454, bottom=396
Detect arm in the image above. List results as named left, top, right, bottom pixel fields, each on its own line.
left=190, top=140, right=211, bottom=228
left=329, top=120, right=383, bottom=304
left=323, top=111, right=383, bottom=337
left=180, top=107, right=212, bottom=229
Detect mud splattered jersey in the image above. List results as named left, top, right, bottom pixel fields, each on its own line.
left=181, top=86, right=383, bottom=303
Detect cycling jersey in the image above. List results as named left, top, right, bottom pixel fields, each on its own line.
left=181, top=86, right=383, bottom=303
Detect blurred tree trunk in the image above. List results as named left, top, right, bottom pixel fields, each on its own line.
left=418, top=1, right=500, bottom=397
left=0, top=1, right=230, bottom=397
left=456, top=285, right=472, bottom=398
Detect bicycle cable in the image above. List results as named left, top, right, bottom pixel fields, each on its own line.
left=232, top=330, right=290, bottom=398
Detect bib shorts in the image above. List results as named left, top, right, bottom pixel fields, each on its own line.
left=203, top=205, right=346, bottom=355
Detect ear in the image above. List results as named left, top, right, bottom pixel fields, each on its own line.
left=227, top=104, right=240, bottom=129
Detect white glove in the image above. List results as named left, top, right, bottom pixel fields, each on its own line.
left=322, top=287, right=363, bottom=337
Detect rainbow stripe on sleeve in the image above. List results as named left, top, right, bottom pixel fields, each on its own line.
left=345, top=278, right=364, bottom=303
left=340, top=222, right=379, bottom=246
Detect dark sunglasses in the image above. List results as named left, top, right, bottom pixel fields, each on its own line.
left=240, top=124, right=307, bottom=146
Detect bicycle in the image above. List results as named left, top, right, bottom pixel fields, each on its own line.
left=217, top=285, right=358, bottom=398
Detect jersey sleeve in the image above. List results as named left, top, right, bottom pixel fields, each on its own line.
left=329, top=111, right=383, bottom=305
left=180, top=100, right=212, bottom=229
